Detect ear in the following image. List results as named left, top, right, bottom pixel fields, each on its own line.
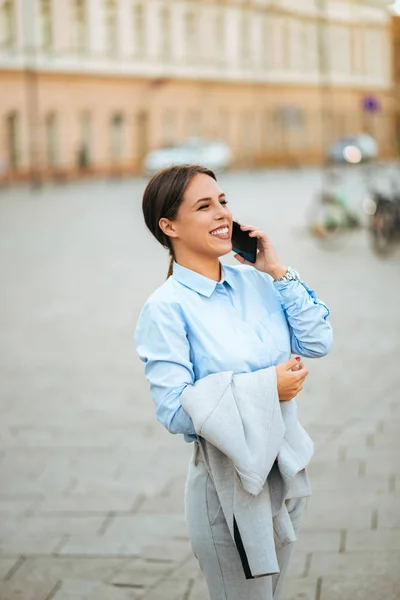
left=159, top=217, right=179, bottom=239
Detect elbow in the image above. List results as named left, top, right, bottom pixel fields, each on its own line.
left=165, top=415, right=184, bottom=435
left=157, top=404, right=193, bottom=436
left=294, top=326, right=333, bottom=358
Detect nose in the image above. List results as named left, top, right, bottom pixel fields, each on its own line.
left=214, top=202, right=229, bottom=220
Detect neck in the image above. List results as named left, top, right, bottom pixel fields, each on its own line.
left=174, top=251, right=221, bottom=282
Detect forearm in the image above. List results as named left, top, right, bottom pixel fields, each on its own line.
left=274, top=279, right=333, bottom=357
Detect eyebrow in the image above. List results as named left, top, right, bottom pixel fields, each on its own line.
left=193, top=193, right=226, bottom=206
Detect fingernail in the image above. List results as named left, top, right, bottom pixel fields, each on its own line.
left=295, top=357, right=300, bottom=361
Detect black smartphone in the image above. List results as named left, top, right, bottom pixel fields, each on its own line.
left=231, top=221, right=258, bottom=264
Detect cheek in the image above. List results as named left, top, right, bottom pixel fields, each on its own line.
left=177, top=214, right=211, bottom=241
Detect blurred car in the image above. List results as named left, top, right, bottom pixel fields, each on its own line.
left=143, top=137, right=232, bottom=175
left=327, top=134, right=378, bottom=165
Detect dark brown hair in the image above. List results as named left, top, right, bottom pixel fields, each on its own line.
left=142, top=164, right=217, bottom=278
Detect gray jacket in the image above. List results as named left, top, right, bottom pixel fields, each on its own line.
left=181, top=366, right=313, bottom=579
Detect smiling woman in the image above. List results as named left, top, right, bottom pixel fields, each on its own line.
left=135, top=164, right=333, bottom=600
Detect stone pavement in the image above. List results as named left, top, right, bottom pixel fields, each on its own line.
left=0, top=169, right=399, bottom=600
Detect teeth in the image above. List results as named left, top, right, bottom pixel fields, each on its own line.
left=211, top=227, right=229, bottom=236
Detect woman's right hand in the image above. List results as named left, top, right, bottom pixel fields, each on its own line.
left=276, top=357, right=309, bottom=402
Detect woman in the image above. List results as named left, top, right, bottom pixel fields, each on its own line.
left=135, top=165, right=332, bottom=600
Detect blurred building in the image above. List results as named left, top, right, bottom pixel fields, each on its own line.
left=0, top=0, right=395, bottom=182
left=392, top=13, right=400, bottom=151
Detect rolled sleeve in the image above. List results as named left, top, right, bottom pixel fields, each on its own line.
left=273, top=279, right=333, bottom=358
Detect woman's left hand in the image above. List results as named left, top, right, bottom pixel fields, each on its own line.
left=234, top=223, right=288, bottom=281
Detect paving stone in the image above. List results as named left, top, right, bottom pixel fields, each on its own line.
left=320, top=573, right=400, bottom=600
left=376, top=506, right=400, bottom=528
left=138, top=540, right=192, bottom=563
left=306, top=459, right=361, bottom=479
left=281, top=578, right=319, bottom=600
left=0, top=497, right=37, bottom=516
left=346, top=529, right=400, bottom=551
left=31, top=492, right=138, bottom=513
left=301, top=501, right=371, bottom=530
left=309, top=551, right=400, bottom=577
left=0, top=531, right=65, bottom=556
left=52, top=579, right=143, bottom=600
left=142, top=577, right=191, bottom=600
left=295, top=530, right=341, bottom=554
left=0, top=580, right=60, bottom=600
left=285, top=549, right=308, bottom=579
left=188, top=575, right=209, bottom=600
left=167, top=556, right=201, bottom=581
left=0, top=558, right=20, bottom=579
left=309, top=474, right=390, bottom=494
left=110, top=558, right=175, bottom=588
left=2, top=515, right=105, bottom=539
left=8, top=557, right=125, bottom=586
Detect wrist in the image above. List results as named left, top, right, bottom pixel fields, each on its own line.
left=270, top=265, right=288, bottom=281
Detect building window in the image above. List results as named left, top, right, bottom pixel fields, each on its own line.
left=261, top=15, right=271, bottom=70
left=40, top=0, right=53, bottom=50
left=160, top=5, right=171, bottom=60
left=133, top=2, right=145, bottom=57
left=241, top=10, right=251, bottom=65
left=6, top=111, right=19, bottom=170
left=78, top=111, right=91, bottom=168
left=72, top=0, right=87, bottom=54
left=45, top=112, right=58, bottom=168
left=184, top=9, right=197, bottom=62
left=271, top=15, right=288, bottom=70
left=110, top=113, right=124, bottom=163
left=215, top=8, right=225, bottom=63
left=162, top=110, right=176, bottom=146
left=105, top=0, right=117, bottom=57
left=0, top=0, right=15, bottom=49
left=218, top=108, right=230, bottom=142
left=364, top=28, right=383, bottom=77
left=186, top=110, right=202, bottom=138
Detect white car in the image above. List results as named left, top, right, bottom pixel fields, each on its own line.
left=327, top=134, right=378, bottom=164
left=143, top=137, right=232, bottom=175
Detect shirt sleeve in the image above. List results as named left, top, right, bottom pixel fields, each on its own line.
left=273, top=278, right=333, bottom=358
left=134, top=299, right=197, bottom=438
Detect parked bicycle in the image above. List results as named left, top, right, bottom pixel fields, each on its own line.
left=364, top=174, right=400, bottom=256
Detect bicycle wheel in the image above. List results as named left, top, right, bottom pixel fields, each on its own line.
left=370, top=204, right=396, bottom=256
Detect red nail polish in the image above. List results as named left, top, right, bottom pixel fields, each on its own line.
left=295, top=357, right=300, bottom=361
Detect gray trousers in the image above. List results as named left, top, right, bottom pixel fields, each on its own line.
left=184, top=450, right=306, bottom=600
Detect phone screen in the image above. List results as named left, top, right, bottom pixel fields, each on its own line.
left=231, top=221, right=258, bottom=264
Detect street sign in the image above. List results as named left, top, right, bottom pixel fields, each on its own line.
left=362, top=96, right=380, bottom=112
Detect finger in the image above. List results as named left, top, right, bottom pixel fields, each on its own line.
left=248, top=230, right=266, bottom=238
left=278, top=358, right=300, bottom=371
left=239, top=224, right=255, bottom=231
left=295, top=369, right=309, bottom=382
left=233, top=254, right=253, bottom=266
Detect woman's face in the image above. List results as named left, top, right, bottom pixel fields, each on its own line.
left=161, top=173, right=233, bottom=259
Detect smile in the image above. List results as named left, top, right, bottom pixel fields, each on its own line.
left=210, top=227, right=230, bottom=240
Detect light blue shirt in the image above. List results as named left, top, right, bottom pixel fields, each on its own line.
left=135, top=263, right=332, bottom=442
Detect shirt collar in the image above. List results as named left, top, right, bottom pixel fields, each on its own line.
left=172, top=262, right=235, bottom=297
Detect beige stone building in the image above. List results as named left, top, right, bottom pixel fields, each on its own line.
left=0, top=0, right=395, bottom=182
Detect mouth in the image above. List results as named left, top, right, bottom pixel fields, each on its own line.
left=209, top=226, right=230, bottom=240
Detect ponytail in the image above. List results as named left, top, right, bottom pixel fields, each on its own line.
left=166, top=247, right=175, bottom=279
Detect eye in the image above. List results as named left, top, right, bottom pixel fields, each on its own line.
left=220, top=200, right=228, bottom=206
left=198, top=204, right=210, bottom=210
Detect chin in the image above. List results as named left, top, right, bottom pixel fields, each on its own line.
left=210, top=240, right=232, bottom=256
left=217, top=248, right=232, bottom=258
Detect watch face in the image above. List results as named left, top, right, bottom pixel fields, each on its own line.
left=287, top=268, right=299, bottom=280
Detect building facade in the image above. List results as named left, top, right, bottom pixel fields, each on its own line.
left=0, top=0, right=395, bottom=182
